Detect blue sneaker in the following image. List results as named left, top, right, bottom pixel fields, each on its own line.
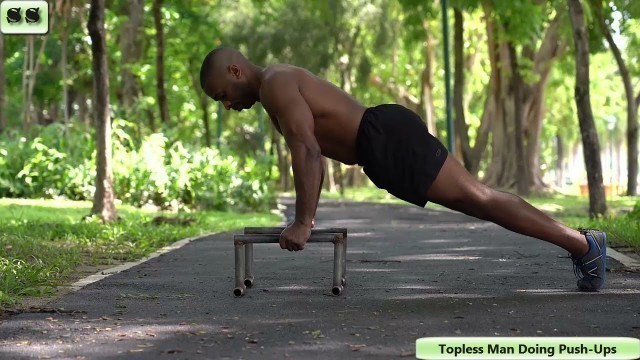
left=571, top=229, right=607, bottom=291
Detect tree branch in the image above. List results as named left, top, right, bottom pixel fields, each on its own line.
left=534, top=13, right=563, bottom=75
left=369, top=74, right=420, bottom=113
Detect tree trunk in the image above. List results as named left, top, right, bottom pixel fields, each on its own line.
left=121, top=0, right=144, bottom=114
left=188, top=58, right=211, bottom=147
left=567, top=0, right=606, bottom=217
left=594, top=0, right=638, bottom=196
left=24, top=7, right=55, bottom=134
left=482, top=4, right=563, bottom=192
left=555, top=134, right=564, bottom=188
left=61, top=28, right=69, bottom=126
left=139, top=86, right=156, bottom=132
left=153, top=0, right=169, bottom=124
left=334, top=26, right=360, bottom=194
left=327, top=160, right=337, bottom=192
left=421, top=20, right=437, bottom=135
left=88, top=0, right=118, bottom=222
left=453, top=9, right=466, bottom=162
left=452, top=8, right=492, bottom=176
left=508, top=42, right=529, bottom=196
left=482, top=9, right=517, bottom=190
left=22, top=37, right=33, bottom=133
left=524, top=15, right=564, bottom=192
left=25, top=36, right=50, bottom=132
left=78, top=93, right=89, bottom=125
left=346, top=167, right=355, bottom=187
left=0, top=33, right=5, bottom=134
left=199, top=104, right=211, bottom=148
left=61, top=2, right=70, bottom=128
left=333, top=160, right=345, bottom=195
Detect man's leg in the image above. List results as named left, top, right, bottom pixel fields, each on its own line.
left=425, top=154, right=589, bottom=257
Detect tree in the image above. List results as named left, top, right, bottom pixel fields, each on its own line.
left=88, top=0, right=117, bottom=222
left=380, top=0, right=440, bottom=134
left=481, top=1, right=566, bottom=193
left=59, top=0, right=72, bottom=128
left=508, top=40, right=528, bottom=196
left=0, top=33, right=5, bottom=134
left=120, top=0, right=144, bottom=121
left=452, top=6, right=491, bottom=176
left=567, top=0, right=607, bottom=217
left=330, top=0, right=364, bottom=194
left=188, top=57, right=212, bottom=147
left=153, top=0, right=169, bottom=124
left=22, top=4, right=56, bottom=134
left=592, top=0, right=638, bottom=195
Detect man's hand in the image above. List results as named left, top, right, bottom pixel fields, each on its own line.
left=280, top=220, right=312, bottom=251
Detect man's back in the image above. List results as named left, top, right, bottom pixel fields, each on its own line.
left=261, top=64, right=366, bottom=165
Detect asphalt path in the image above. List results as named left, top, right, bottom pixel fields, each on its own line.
left=1, top=198, right=639, bottom=359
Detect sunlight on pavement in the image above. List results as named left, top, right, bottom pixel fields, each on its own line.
left=419, top=239, right=472, bottom=244
left=385, top=254, right=482, bottom=261
left=538, top=203, right=565, bottom=213
left=1, top=323, right=220, bottom=359
left=268, top=285, right=323, bottom=291
left=390, top=293, right=491, bottom=300
left=350, top=267, right=400, bottom=272
left=516, top=288, right=640, bottom=294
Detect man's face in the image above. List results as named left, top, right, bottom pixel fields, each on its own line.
left=206, top=64, right=255, bottom=112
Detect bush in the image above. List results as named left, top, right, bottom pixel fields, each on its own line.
left=0, top=122, right=278, bottom=211
left=629, top=201, right=640, bottom=220
left=0, top=136, right=31, bottom=197
left=16, top=138, right=68, bottom=198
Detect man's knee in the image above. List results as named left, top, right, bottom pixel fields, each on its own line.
left=436, top=185, right=489, bottom=216
left=459, top=186, right=494, bottom=218
left=458, top=183, right=491, bottom=206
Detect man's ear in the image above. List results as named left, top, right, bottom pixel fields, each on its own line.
left=229, top=64, right=241, bottom=79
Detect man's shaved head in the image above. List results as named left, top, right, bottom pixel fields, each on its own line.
left=199, top=46, right=261, bottom=112
left=199, top=47, right=246, bottom=96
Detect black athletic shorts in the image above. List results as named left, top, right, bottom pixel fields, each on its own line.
left=356, top=104, right=448, bottom=207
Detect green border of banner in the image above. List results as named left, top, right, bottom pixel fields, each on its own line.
left=416, top=337, right=640, bottom=360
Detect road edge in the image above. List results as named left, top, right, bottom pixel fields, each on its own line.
left=67, top=232, right=218, bottom=292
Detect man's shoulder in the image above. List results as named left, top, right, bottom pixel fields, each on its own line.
left=260, top=66, right=301, bottom=109
left=262, top=65, right=299, bottom=87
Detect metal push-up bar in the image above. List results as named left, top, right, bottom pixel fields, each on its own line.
left=233, top=227, right=348, bottom=297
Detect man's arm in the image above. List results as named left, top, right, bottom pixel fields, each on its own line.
left=261, top=72, right=322, bottom=228
left=313, top=156, right=327, bottom=226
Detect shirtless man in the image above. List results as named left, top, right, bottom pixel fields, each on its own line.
left=199, top=46, right=607, bottom=292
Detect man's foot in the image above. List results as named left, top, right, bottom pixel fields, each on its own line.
left=571, top=228, right=607, bottom=291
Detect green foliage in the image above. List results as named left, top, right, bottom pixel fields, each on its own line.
left=0, top=121, right=278, bottom=212
left=221, top=0, right=336, bottom=73
left=629, top=201, right=640, bottom=219
left=488, top=0, right=547, bottom=44
left=398, top=0, right=438, bottom=43
left=2, top=0, right=638, bottom=211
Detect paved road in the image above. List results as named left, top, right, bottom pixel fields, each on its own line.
left=1, top=198, right=639, bottom=359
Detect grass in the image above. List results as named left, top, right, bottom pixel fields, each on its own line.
left=323, top=187, right=640, bottom=251
left=0, top=198, right=280, bottom=307
left=526, top=194, right=640, bottom=250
